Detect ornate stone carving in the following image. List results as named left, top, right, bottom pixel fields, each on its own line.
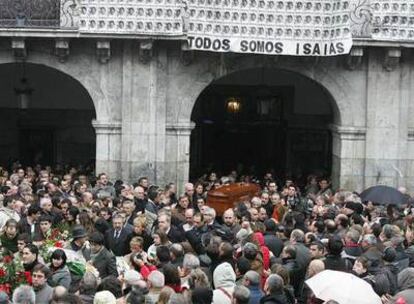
left=383, top=47, right=401, bottom=71
left=55, top=39, right=70, bottom=62
left=345, top=46, right=364, bottom=70
left=349, top=0, right=374, bottom=37
left=96, top=40, right=111, bottom=63
left=78, top=0, right=183, bottom=35
left=11, top=38, right=26, bottom=60
left=60, top=0, right=80, bottom=28
left=371, top=1, right=414, bottom=41
left=2, top=0, right=414, bottom=48
left=139, top=40, right=153, bottom=64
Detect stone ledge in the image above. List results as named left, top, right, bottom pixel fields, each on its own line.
left=92, top=120, right=122, bottom=135
left=329, top=124, right=367, bottom=141
left=166, top=122, right=195, bottom=136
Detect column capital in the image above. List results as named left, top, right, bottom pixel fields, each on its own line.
left=408, top=128, right=414, bottom=141
left=92, top=120, right=122, bottom=135
left=11, top=38, right=27, bottom=60
left=329, top=124, right=366, bottom=140
left=166, top=122, right=195, bottom=136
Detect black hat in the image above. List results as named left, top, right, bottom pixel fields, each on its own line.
left=72, top=225, right=88, bottom=240
left=89, top=231, right=104, bottom=245
left=344, top=202, right=363, bottom=214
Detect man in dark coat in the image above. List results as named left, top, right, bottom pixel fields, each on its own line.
left=105, top=214, right=132, bottom=256
left=18, top=204, right=41, bottom=237
left=133, top=185, right=147, bottom=214
left=89, top=231, right=118, bottom=279
left=263, top=219, right=284, bottom=257
left=260, top=274, right=289, bottom=304
left=243, top=270, right=264, bottom=304
left=158, top=214, right=185, bottom=243
left=281, top=245, right=303, bottom=300
left=289, top=229, right=311, bottom=271
left=324, top=237, right=352, bottom=272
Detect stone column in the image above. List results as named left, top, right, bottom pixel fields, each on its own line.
left=165, top=122, right=195, bottom=192
left=330, top=125, right=366, bottom=192
left=364, top=49, right=407, bottom=188
left=92, top=120, right=122, bottom=179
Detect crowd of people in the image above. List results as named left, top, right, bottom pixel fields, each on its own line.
left=0, top=164, right=413, bottom=304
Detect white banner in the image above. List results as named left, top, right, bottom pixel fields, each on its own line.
left=186, top=0, right=353, bottom=56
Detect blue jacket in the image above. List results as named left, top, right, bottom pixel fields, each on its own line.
left=249, top=285, right=264, bottom=304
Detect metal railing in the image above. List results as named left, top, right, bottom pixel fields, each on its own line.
left=0, top=0, right=60, bottom=28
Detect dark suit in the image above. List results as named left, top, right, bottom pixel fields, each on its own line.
left=18, top=217, right=40, bottom=237
left=91, top=247, right=118, bottom=279
left=264, top=232, right=284, bottom=258
left=167, top=225, right=185, bottom=243
left=105, top=226, right=132, bottom=257
left=125, top=214, right=136, bottom=226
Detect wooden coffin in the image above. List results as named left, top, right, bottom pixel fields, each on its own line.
left=206, top=183, right=261, bottom=216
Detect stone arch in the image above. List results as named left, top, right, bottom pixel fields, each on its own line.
left=187, top=64, right=346, bottom=180
left=0, top=61, right=96, bottom=111
left=174, top=56, right=361, bottom=128
left=191, top=67, right=342, bottom=126
left=0, top=51, right=122, bottom=123
left=0, top=61, right=98, bottom=166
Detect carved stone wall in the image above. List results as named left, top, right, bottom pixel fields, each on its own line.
left=2, top=0, right=414, bottom=47
left=77, top=0, right=183, bottom=35
left=371, top=1, right=414, bottom=40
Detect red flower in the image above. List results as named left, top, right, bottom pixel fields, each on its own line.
left=0, top=283, right=10, bottom=294
left=24, top=271, right=32, bottom=285
left=54, top=241, right=63, bottom=248
left=2, top=256, right=13, bottom=264
left=0, top=269, right=5, bottom=277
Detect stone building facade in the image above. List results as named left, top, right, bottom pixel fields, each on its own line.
left=0, top=0, right=413, bottom=192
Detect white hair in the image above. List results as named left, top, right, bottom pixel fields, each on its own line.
left=148, top=270, right=165, bottom=288
left=250, top=197, right=262, bottom=208
left=183, top=253, right=200, bottom=270
left=13, top=285, right=36, bottom=304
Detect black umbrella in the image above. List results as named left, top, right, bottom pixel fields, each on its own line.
left=360, top=185, right=408, bottom=205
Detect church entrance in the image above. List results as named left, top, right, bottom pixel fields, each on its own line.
left=190, top=68, right=335, bottom=182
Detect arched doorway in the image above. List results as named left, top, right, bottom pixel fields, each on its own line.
left=190, top=68, right=337, bottom=181
left=0, top=62, right=96, bottom=167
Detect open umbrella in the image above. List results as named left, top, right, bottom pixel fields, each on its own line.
left=305, top=270, right=381, bottom=304
left=360, top=185, right=407, bottom=205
